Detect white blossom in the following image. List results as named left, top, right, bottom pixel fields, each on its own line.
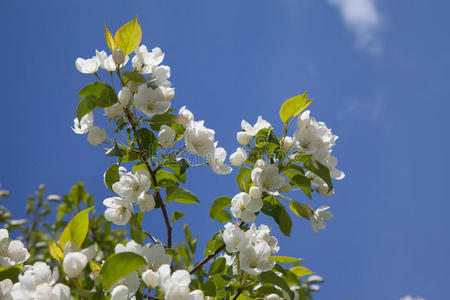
left=400, top=296, right=426, bottom=300
left=184, top=121, right=216, bottom=157
left=158, top=125, right=176, bottom=148
left=11, top=262, right=69, bottom=299
left=310, top=206, right=334, bottom=232
left=245, top=223, right=279, bottom=255
left=0, top=229, right=30, bottom=267
left=175, top=106, right=194, bottom=126
left=265, top=294, right=282, bottom=300
left=0, top=279, right=13, bottom=300
left=75, top=56, right=100, bottom=74
left=134, top=84, right=171, bottom=117
left=229, top=147, right=248, bottom=166
left=104, top=103, right=124, bottom=119
left=96, top=50, right=129, bottom=72
left=133, top=45, right=164, bottom=74
left=280, top=136, right=294, bottom=153
left=62, top=242, right=97, bottom=278
left=111, top=285, right=136, bottom=300
left=118, top=87, right=132, bottom=106
left=157, top=265, right=203, bottom=300
left=87, top=126, right=107, bottom=146
left=241, top=116, right=272, bottom=136
left=142, top=269, right=159, bottom=288
left=222, top=223, right=247, bottom=253
left=251, top=160, right=286, bottom=195
left=103, top=197, right=133, bottom=226
left=137, top=193, right=155, bottom=212
left=230, top=192, right=263, bottom=223
left=72, top=112, right=93, bottom=135
left=112, top=169, right=151, bottom=202
left=237, top=131, right=252, bottom=146
left=239, top=239, right=275, bottom=275
left=152, top=65, right=172, bottom=87
left=208, top=147, right=232, bottom=175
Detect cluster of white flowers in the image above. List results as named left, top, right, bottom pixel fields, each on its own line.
left=237, top=116, right=272, bottom=146
left=175, top=106, right=232, bottom=175
left=103, top=167, right=154, bottom=226
left=0, top=229, right=30, bottom=268
left=293, top=110, right=344, bottom=184
left=252, top=159, right=288, bottom=195
left=0, top=262, right=70, bottom=300
left=76, top=48, right=129, bottom=74
left=72, top=112, right=107, bottom=146
left=230, top=187, right=263, bottom=222
left=222, top=223, right=279, bottom=275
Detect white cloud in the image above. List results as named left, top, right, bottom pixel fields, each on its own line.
left=327, top=0, right=382, bottom=54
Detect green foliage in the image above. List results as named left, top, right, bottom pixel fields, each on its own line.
left=262, top=196, right=292, bottom=236
left=172, top=211, right=184, bottom=223
left=114, top=16, right=142, bottom=55
left=134, top=128, right=159, bottom=159
left=260, top=271, right=295, bottom=299
left=166, top=187, right=199, bottom=204
left=59, top=207, right=93, bottom=248
left=209, top=196, right=232, bottom=223
left=99, top=252, right=147, bottom=289
left=76, top=83, right=118, bottom=120
left=236, top=167, right=252, bottom=192
left=104, top=163, right=120, bottom=191
left=279, top=92, right=312, bottom=123
left=269, top=256, right=302, bottom=263
left=129, top=212, right=146, bottom=244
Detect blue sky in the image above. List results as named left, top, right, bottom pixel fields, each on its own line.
left=1, top=0, right=449, bottom=299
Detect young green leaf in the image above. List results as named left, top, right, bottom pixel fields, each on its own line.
left=114, top=16, right=142, bottom=55
left=279, top=92, right=312, bottom=123
left=104, top=24, right=116, bottom=51
left=166, top=187, right=199, bottom=204
left=99, top=252, right=147, bottom=290
left=304, top=160, right=333, bottom=192
left=172, top=211, right=184, bottom=223
left=129, top=212, right=146, bottom=244
left=59, top=207, right=93, bottom=248
left=209, top=196, right=232, bottom=223
left=104, top=163, right=120, bottom=191
left=290, top=265, right=314, bottom=278
left=0, top=266, right=20, bottom=282
left=259, top=271, right=295, bottom=300
left=209, top=257, right=226, bottom=275
left=269, top=256, right=302, bottom=263
left=236, top=167, right=252, bottom=192
left=289, top=201, right=314, bottom=220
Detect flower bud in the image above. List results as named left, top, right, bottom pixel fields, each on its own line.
left=229, top=147, right=247, bottom=166
left=237, top=131, right=252, bottom=145
left=280, top=136, right=294, bottom=153
left=104, top=103, right=124, bottom=119
left=129, top=81, right=139, bottom=94
left=317, top=185, right=334, bottom=196
left=175, top=106, right=194, bottom=126
left=63, top=252, right=88, bottom=278
left=142, top=269, right=159, bottom=288
left=87, top=126, right=107, bottom=146
left=158, top=125, right=176, bottom=148
left=118, top=87, right=132, bottom=106
left=112, top=49, right=125, bottom=65
left=249, top=186, right=262, bottom=199
left=280, top=182, right=291, bottom=193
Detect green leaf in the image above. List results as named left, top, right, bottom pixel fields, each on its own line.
left=209, top=196, right=232, bottom=223
left=59, top=207, right=93, bottom=248
left=78, top=82, right=107, bottom=98
left=204, top=232, right=224, bottom=256
left=202, top=279, right=217, bottom=297
left=209, top=257, right=226, bottom=275
left=289, top=201, right=314, bottom=220
left=114, top=16, right=142, bottom=55
left=95, top=84, right=118, bottom=108
left=49, top=239, right=64, bottom=262
left=155, top=170, right=179, bottom=187
left=105, top=142, right=125, bottom=157
left=254, top=128, right=271, bottom=148
left=0, top=266, right=20, bottom=282
left=260, top=271, right=295, bottom=300
left=290, top=174, right=312, bottom=199
left=236, top=167, right=252, bottom=192
left=104, top=24, right=116, bottom=51
left=148, top=113, right=175, bottom=131
left=269, top=256, right=302, bottom=263
left=279, top=92, right=312, bottom=123
left=104, top=163, right=120, bottom=192
left=304, top=160, right=333, bottom=192
left=261, top=197, right=292, bottom=236
left=172, top=211, right=184, bottom=223
left=123, top=71, right=146, bottom=84
left=134, top=128, right=159, bottom=158
left=76, top=96, right=97, bottom=121
left=279, top=207, right=292, bottom=237
left=129, top=212, right=146, bottom=244
left=166, top=187, right=199, bottom=204
left=290, top=265, right=314, bottom=278
left=99, top=252, right=147, bottom=290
